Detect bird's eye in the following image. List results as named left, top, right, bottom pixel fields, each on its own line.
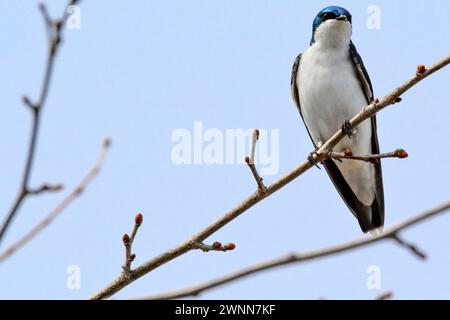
left=321, top=12, right=337, bottom=21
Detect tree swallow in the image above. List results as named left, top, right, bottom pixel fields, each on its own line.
left=290, top=6, right=384, bottom=234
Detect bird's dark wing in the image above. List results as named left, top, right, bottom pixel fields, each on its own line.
left=322, top=41, right=385, bottom=232
left=349, top=41, right=374, bottom=103
left=290, top=53, right=317, bottom=148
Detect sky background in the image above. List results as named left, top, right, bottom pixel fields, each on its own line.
left=0, top=0, right=449, bottom=299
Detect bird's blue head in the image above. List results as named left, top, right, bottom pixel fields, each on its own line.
left=311, top=6, right=352, bottom=45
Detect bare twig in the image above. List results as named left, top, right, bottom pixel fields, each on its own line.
left=138, top=200, right=450, bottom=300
left=245, top=129, right=266, bottom=193
left=122, top=213, right=143, bottom=275
left=0, top=0, right=82, bottom=246
left=246, top=161, right=267, bottom=193
left=27, top=183, right=64, bottom=195
left=250, top=129, right=258, bottom=164
left=0, top=138, right=110, bottom=263
left=316, top=290, right=394, bottom=300
left=390, top=233, right=427, bottom=260
left=374, top=291, right=394, bottom=300
left=38, top=3, right=52, bottom=32
left=192, top=241, right=236, bottom=252
left=329, top=148, right=408, bottom=163
left=91, top=56, right=450, bottom=300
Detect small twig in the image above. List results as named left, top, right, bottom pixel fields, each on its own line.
left=390, top=233, right=427, bottom=260
left=250, top=130, right=258, bottom=164
left=122, top=234, right=132, bottom=273
left=92, top=56, right=450, bottom=300
left=0, top=0, right=82, bottom=247
left=316, top=290, right=394, bottom=300
left=328, top=148, right=408, bottom=164
left=21, top=96, right=36, bottom=111
left=191, top=241, right=236, bottom=252
left=38, top=3, right=52, bottom=34
left=245, top=129, right=266, bottom=193
left=27, top=183, right=64, bottom=195
left=374, top=290, right=394, bottom=300
left=0, top=138, right=111, bottom=263
left=246, top=161, right=267, bottom=193
left=134, top=199, right=450, bottom=300
left=122, top=213, right=144, bottom=276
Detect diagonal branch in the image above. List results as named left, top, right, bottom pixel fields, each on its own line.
left=138, top=200, right=450, bottom=300
left=91, top=55, right=450, bottom=300
left=0, top=138, right=111, bottom=263
left=0, top=0, right=82, bottom=247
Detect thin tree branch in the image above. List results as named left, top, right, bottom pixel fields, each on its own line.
left=27, top=183, right=64, bottom=195
left=245, top=129, right=267, bottom=193
left=38, top=3, right=52, bottom=31
left=390, top=233, right=427, bottom=260
left=0, top=0, right=82, bottom=246
left=374, top=291, right=393, bottom=300
left=328, top=148, right=408, bottom=163
left=91, top=55, right=450, bottom=300
left=122, top=213, right=143, bottom=276
left=139, top=200, right=450, bottom=300
left=191, top=241, right=236, bottom=252
left=0, top=138, right=110, bottom=263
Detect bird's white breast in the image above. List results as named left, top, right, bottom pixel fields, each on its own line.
left=297, top=42, right=375, bottom=205
left=298, top=43, right=370, bottom=148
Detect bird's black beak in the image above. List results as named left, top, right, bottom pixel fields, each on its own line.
left=336, top=15, right=347, bottom=21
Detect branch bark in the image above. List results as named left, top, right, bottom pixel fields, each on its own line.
left=0, top=138, right=110, bottom=263
left=138, top=199, right=450, bottom=300
left=245, top=129, right=267, bottom=193
left=122, top=213, right=143, bottom=275
left=91, top=55, right=450, bottom=300
left=0, top=0, right=82, bottom=246
left=328, top=148, right=408, bottom=163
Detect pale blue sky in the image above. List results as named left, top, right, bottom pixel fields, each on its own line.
left=0, top=0, right=449, bottom=299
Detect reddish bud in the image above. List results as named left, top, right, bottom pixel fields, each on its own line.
left=417, top=64, right=426, bottom=74
left=245, top=156, right=250, bottom=164
left=254, top=129, right=260, bottom=139
left=225, top=243, right=236, bottom=250
left=135, top=213, right=143, bottom=225
left=212, top=241, right=222, bottom=249
left=372, top=98, right=380, bottom=104
left=344, top=149, right=353, bottom=157
left=130, top=254, right=136, bottom=261
left=396, top=149, right=408, bottom=159
left=103, top=137, right=112, bottom=147
left=394, top=97, right=402, bottom=103
left=122, top=233, right=130, bottom=244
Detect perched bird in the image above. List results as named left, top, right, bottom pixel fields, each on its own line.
left=291, top=6, right=384, bottom=234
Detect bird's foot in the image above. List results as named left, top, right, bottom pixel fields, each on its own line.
left=341, top=120, right=353, bottom=138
